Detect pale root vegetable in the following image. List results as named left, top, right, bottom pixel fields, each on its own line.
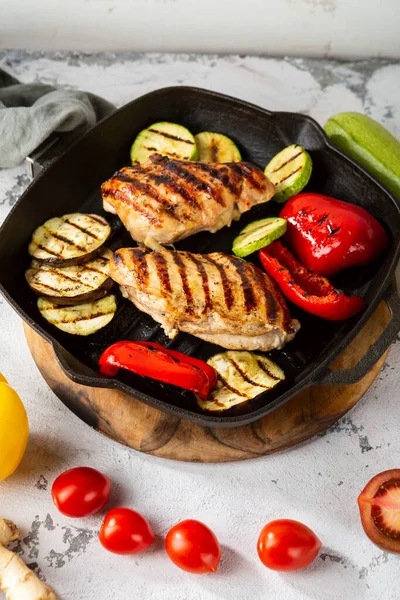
left=0, top=518, right=57, bottom=600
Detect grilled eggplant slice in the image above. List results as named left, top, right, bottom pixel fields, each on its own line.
left=197, top=351, right=284, bottom=411
left=28, top=213, right=111, bottom=266
left=25, top=248, right=113, bottom=306
left=195, top=131, right=241, bottom=162
left=37, top=294, right=117, bottom=335
left=130, top=122, right=198, bottom=163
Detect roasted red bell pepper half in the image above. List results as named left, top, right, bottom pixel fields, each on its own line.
left=98, top=341, right=216, bottom=400
left=280, top=193, right=388, bottom=277
left=133, top=341, right=218, bottom=390
left=259, top=241, right=365, bottom=321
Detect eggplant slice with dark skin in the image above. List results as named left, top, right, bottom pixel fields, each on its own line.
left=37, top=294, right=117, bottom=336
left=28, top=213, right=111, bottom=266
left=25, top=248, right=114, bottom=306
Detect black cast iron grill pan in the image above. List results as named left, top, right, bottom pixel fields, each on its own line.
left=1, top=86, right=400, bottom=428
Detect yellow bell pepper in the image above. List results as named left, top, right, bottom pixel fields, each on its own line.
left=0, top=374, right=29, bottom=480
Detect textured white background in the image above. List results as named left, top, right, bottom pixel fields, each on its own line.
left=0, top=52, right=400, bottom=600
left=1, top=0, right=400, bottom=58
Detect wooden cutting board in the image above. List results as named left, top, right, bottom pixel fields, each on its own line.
left=24, top=299, right=390, bottom=463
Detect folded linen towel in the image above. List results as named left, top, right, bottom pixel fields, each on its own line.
left=0, top=67, right=115, bottom=168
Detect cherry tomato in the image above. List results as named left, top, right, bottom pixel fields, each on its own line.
left=165, top=519, right=221, bottom=574
left=52, top=467, right=111, bottom=517
left=257, top=519, right=321, bottom=571
left=358, top=469, right=400, bottom=553
left=99, top=508, right=155, bottom=555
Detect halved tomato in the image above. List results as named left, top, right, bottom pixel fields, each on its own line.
left=358, top=469, right=400, bottom=553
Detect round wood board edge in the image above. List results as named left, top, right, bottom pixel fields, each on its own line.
left=23, top=299, right=391, bottom=463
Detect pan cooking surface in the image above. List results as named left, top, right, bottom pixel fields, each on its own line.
left=0, top=87, right=399, bottom=426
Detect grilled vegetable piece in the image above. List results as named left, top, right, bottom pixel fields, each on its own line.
left=28, top=213, right=111, bottom=266
left=25, top=248, right=113, bottom=306
left=232, top=217, right=287, bottom=257
left=102, top=155, right=276, bottom=246
left=324, top=112, right=400, bottom=202
left=99, top=341, right=217, bottom=400
left=265, top=144, right=312, bottom=203
left=130, top=122, right=198, bottom=164
left=195, top=132, right=241, bottom=163
left=197, top=351, right=284, bottom=411
left=38, top=294, right=117, bottom=335
left=280, top=193, right=389, bottom=277
left=259, top=241, right=365, bottom=321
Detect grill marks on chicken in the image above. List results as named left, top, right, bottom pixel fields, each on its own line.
left=110, top=248, right=300, bottom=351
left=185, top=254, right=212, bottom=313
left=101, top=155, right=276, bottom=245
left=202, top=255, right=234, bottom=311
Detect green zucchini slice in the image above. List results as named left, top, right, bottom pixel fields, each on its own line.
left=264, top=144, right=312, bottom=203
left=38, top=294, right=117, bottom=335
left=26, top=248, right=113, bottom=306
left=28, top=213, right=111, bottom=266
left=197, top=351, right=285, bottom=411
left=232, top=217, right=287, bottom=257
left=195, top=132, right=241, bottom=162
left=130, top=122, right=198, bottom=163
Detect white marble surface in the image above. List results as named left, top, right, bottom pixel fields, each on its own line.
left=0, top=51, right=400, bottom=600
left=2, top=0, right=400, bottom=59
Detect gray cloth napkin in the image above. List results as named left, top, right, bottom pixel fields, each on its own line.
left=0, top=67, right=115, bottom=168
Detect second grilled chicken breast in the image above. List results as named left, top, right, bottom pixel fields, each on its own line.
left=101, top=155, right=275, bottom=246
left=110, top=247, right=300, bottom=351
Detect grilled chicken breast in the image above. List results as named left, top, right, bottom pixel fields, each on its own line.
left=101, top=155, right=276, bottom=246
left=110, top=248, right=300, bottom=351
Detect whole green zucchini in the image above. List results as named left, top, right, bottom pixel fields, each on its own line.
left=324, top=112, right=400, bottom=202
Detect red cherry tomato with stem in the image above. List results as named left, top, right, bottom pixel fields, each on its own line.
left=165, top=519, right=221, bottom=574
left=99, top=508, right=155, bottom=555
left=257, top=519, right=321, bottom=571
left=52, top=467, right=111, bottom=517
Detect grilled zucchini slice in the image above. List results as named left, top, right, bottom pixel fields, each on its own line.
left=28, top=213, right=111, bottom=266
left=38, top=294, right=117, bottom=335
left=195, top=132, right=241, bottom=162
left=130, top=122, right=198, bottom=163
left=26, top=248, right=113, bottom=306
left=232, top=217, right=287, bottom=257
left=197, top=351, right=284, bottom=412
left=265, top=144, right=312, bottom=203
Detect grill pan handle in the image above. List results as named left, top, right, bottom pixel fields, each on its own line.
left=317, top=286, right=400, bottom=386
